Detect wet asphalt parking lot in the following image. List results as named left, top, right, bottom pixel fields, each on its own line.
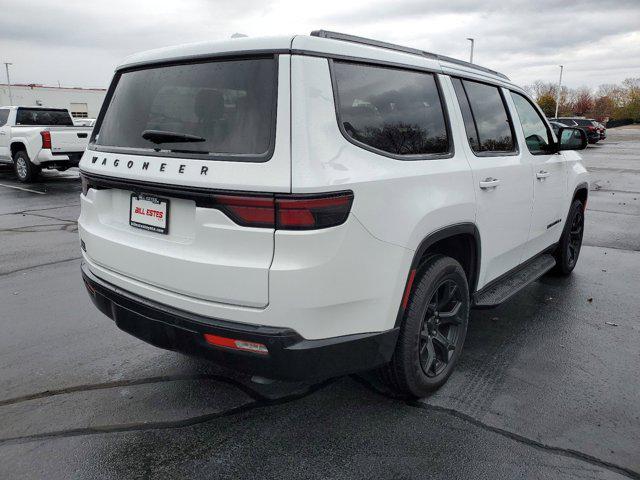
left=0, top=128, right=639, bottom=480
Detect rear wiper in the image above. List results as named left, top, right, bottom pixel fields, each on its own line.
left=142, top=130, right=205, bottom=144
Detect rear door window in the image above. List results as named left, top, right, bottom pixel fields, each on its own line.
left=94, top=57, right=278, bottom=161
left=0, top=109, right=8, bottom=126
left=452, top=78, right=516, bottom=155
left=332, top=61, right=450, bottom=158
left=16, top=108, right=74, bottom=126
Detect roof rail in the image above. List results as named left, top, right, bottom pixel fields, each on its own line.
left=310, top=30, right=510, bottom=81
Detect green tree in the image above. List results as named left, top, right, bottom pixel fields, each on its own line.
left=537, top=94, right=556, bottom=117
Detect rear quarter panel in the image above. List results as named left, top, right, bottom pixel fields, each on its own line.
left=289, top=56, right=475, bottom=334
left=290, top=55, right=476, bottom=251
left=9, top=127, right=42, bottom=163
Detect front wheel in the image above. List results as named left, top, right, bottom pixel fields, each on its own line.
left=552, top=199, right=584, bottom=275
left=381, top=255, right=469, bottom=397
left=14, top=151, right=40, bottom=183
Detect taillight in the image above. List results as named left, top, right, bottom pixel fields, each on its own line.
left=587, top=126, right=596, bottom=131
left=212, top=194, right=274, bottom=228
left=40, top=131, right=52, bottom=149
left=81, top=175, right=89, bottom=195
left=276, top=193, right=353, bottom=230
left=212, top=191, right=353, bottom=230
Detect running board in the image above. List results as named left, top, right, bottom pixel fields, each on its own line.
left=473, top=254, right=556, bottom=308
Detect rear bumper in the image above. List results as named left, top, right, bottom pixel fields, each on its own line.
left=35, top=149, right=83, bottom=166
left=81, top=262, right=398, bottom=381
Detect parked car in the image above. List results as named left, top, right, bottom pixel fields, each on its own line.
left=0, top=106, right=92, bottom=182
left=549, top=120, right=566, bottom=137
left=595, top=121, right=607, bottom=140
left=551, top=117, right=601, bottom=144
left=79, top=31, right=589, bottom=397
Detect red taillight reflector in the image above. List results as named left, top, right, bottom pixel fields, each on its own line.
left=40, top=131, right=52, bottom=149
left=81, top=175, right=89, bottom=195
left=204, top=334, right=269, bottom=355
left=213, top=194, right=275, bottom=228
left=83, top=279, right=96, bottom=295
left=402, top=269, right=417, bottom=309
left=276, top=193, right=353, bottom=230
left=587, top=126, right=596, bottom=131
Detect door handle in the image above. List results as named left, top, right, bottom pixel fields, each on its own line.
left=479, top=177, right=500, bottom=189
left=536, top=170, right=551, bottom=179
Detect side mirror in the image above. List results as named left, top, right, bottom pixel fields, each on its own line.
left=558, top=127, right=587, bottom=151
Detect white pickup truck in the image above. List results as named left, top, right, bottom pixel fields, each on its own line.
left=0, top=106, right=92, bottom=182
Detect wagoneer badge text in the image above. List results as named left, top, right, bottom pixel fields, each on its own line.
left=90, top=156, right=209, bottom=175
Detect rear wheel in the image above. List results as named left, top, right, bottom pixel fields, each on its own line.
left=381, top=255, right=469, bottom=397
left=13, top=151, right=40, bottom=183
left=552, top=199, right=584, bottom=275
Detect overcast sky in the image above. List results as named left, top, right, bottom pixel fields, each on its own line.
left=2, top=0, right=639, bottom=90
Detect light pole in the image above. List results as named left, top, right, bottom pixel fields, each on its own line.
left=554, top=65, right=564, bottom=119
left=3, top=63, right=13, bottom=105
left=466, top=38, right=474, bottom=63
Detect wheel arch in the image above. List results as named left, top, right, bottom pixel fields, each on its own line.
left=10, top=142, right=27, bottom=159
left=572, top=182, right=588, bottom=210
left=394, top=223, right=481, bottom=327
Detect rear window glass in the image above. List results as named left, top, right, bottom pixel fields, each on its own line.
left=16, top=109, right=73, bottom=126
left=94, top=57, right=277, bottom=161
left=332, top=61, right=450, bottom=157
left=574, top=119, right=594, bottom=126
left=0, top=109, right=8, bottom=126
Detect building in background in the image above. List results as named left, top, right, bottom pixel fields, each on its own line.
left=0, top=83, right=106, bottom=118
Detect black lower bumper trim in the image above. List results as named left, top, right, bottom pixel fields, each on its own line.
left=81, top=263, right=398, bottom=381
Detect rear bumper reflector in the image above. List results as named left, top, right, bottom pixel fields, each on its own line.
left=402, top=269, right=417, bottom=310
left=204, top=334, right=269, bottom=355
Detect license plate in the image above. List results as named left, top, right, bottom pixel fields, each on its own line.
left=129, top=193, right=169, bottom=234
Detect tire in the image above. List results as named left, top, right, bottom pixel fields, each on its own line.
left=552, top=199, right=584, bottom=275
left=381, top=255, right=470, bottom=397
left=13, top=150, right=40, bottom=183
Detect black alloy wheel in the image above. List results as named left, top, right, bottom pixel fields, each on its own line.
left=419, top=279, right=463, bottom=377
left=552, top=199, right=585, bottom=275
left=380, top=254, right=469, bottom=397
left=567, top=208, right=584, bottom=269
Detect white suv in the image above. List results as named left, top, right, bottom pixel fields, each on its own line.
left=79, top=31, right=589, bottom=396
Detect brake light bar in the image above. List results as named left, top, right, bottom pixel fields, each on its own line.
left=204, top=334, right=269, bottom=355
left=40, top=131, right=52, bottom=149
left=212, top=191, right=354, bottom=230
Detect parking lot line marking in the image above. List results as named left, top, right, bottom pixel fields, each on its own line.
left=0, top=183, right=46, bottom=195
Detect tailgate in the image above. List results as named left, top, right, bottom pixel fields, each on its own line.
left=50, top=128, right=91, bottom=153
left=79, top=55, right=291, bottom=308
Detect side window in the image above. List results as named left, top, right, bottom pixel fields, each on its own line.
left=452, top=78, right=516, bottom=154
left=332, top=61, right=450, bottom=157
left=0, top=109, right=9, bottom=127
left=510, top=92, right=553, bottom=155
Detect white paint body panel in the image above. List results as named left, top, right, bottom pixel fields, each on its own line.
left=79, top=34, right=589, bottom=341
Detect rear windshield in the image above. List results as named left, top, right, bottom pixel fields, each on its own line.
left=574, top=119, right=595, bottom=126
left=16, top=108, right=74, bottom=126
left=94, top=57, right=277, bottom=161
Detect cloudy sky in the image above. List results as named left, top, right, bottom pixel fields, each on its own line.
left=2, top=0, right=639, bottom=90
